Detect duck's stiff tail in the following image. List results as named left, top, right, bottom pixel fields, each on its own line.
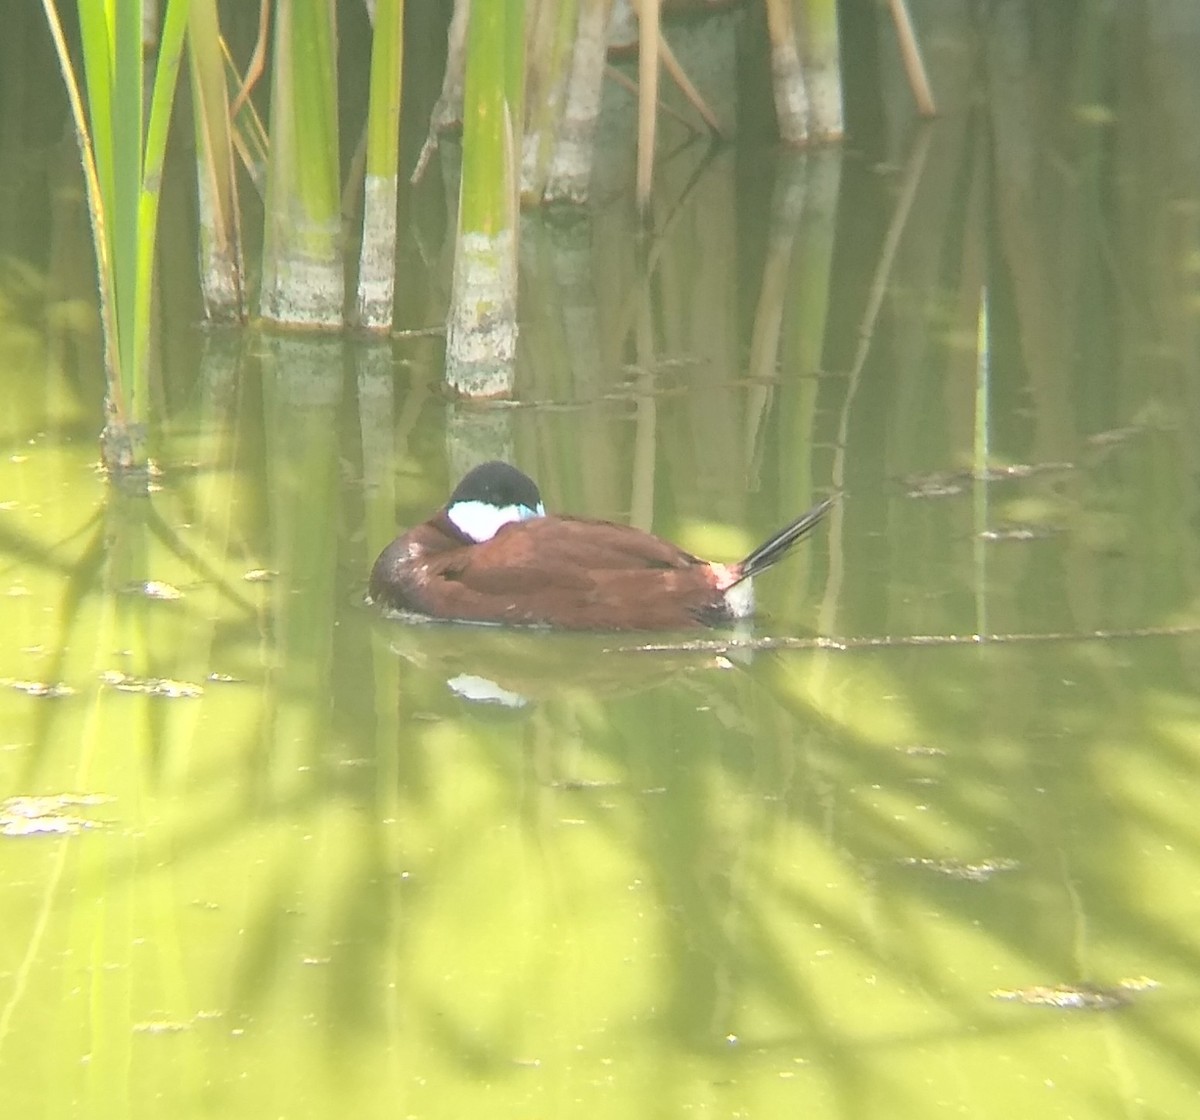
left=735, top=495, right=836, bottom=583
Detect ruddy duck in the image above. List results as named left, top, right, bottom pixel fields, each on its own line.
left=368, top=461, right=833, bottom=631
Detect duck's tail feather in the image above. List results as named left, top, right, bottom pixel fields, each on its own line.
left=734, top=495, right=836, bottom=583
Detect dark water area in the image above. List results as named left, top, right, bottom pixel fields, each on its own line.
left=3, top=4, right=1200, bottom=1117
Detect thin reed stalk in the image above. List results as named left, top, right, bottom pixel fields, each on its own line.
left=886, top=0, right=936, bottom=116
left=635, top=0, right=661, bottom=215
left=973, top=287, right=991, bottom=637
left=223, top=11, right=270, bottom=196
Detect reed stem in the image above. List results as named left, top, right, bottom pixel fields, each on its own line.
left=260, top=0, right=344, bottom=328
left=356, top=0, right=405, bottom=331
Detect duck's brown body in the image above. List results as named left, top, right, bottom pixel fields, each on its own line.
left=372, top=511, right=745, bottom=630
left=368, top=462, right=832, bottom=632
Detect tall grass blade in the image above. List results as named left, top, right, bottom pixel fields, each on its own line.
left=110, top=0, right=140, bottom=408
left=40, top=0, right=121, bottom=390
left=135, top=1, right=190, bottom=392
left=44, top=0, right=189, bottom=479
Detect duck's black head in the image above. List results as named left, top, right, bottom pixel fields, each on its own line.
left=446, top=461, right=546, bottom=543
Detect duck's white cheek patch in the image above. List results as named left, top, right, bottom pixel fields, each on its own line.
left=448, top=500, right=545, bottom=543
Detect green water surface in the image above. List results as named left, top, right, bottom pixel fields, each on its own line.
left=3, top=5, right=1200, bottom=1118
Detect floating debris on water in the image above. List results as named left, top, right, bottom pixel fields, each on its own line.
left=1086, top=425, right=1141, bottom=447
left=133, top=1019, right=193, bottom=1035
left=243, top=569, right=277, bottom=583
left=551, top=777, right=625, bottom=791
left=992, top=976, right=1158, bottom=1011
left=976, top=525, right=1063, bottom=542
left=905, top=461, right=1075, bottom=499
left=1, top=677, right=75, bottom=698
left=905, top=474, right=966, bottom=499
left=1, top=793, right=111, bottom=837
left=977, top=462, right=1074, bottom=480
left=101, top=670, right=204, bottom=698
left=897, top=856, right=1020, bottom=882
left=119, top=580, right=184, bottom=600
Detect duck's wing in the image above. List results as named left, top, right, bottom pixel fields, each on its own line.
left=416, top=517, right=714, bottom=628
left=364, top=514, right=720, bottom=628
left=484, top=515, right=699, bottom=571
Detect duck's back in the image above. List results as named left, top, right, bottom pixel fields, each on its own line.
left=369, top=515, right=729, bottom=630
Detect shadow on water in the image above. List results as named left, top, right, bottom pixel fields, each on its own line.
left=2, top=4, right=1200, bottom=1117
